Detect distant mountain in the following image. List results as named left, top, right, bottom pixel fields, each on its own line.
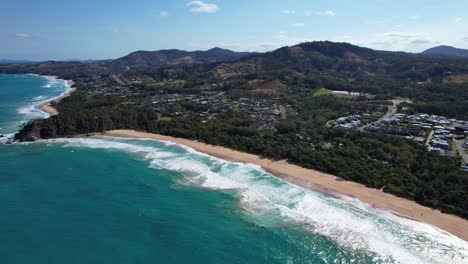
left=421, top=45, right=468, bottom=58
left=110, top=47, right=255, bottom=68
left=63, top=59, right=102, bottom=63
left=0, top=59, right=103, bottom=64
left=0, top=59, right=38, bottom=64
left=210, top=41, right=405, bottom=79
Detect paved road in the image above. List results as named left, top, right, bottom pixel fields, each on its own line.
left=359, top=99, right=404, bottom=131
left=110, top=75, right=127, bottom=86
left=425, top=130, right=434, bottom=146
left=455, top=139, right=468, bottom=164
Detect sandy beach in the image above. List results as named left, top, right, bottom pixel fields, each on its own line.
left=104, top=129, right=468, bottom=241
left=39, top=80, right=76, bottom=116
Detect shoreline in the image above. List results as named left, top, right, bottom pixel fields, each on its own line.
left=103, top=129, right=468, bottom=241
left=39, top=79, right=76, bottom=116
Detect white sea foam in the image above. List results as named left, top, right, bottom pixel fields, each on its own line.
left=16, top=75, right=71, bottom=120
left=41, top=75, right=64, bottom=88
left=17, top=104, right=49, bottom=119
left=32, top=95, right=47, bottom=102
left=0, top=133, right=15, bottom=142
left=49, top=137, right=468, bottom=263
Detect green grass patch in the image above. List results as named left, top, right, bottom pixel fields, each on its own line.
left=313, top=88, right=332, bottom=97
left=157, top=112, right=172, bottom=121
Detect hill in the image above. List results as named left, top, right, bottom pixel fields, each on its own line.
left=421, top=45, right=468, bottom=58
left=110, top=47, right=254, bottom=68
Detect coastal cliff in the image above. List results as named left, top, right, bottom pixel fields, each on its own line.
left=15, top=121, right=43, bottom=141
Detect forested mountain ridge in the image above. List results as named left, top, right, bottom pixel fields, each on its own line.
left=422, top=45, right=468, bottom=58
left=209, top=41, right=467, bottom=79
left=109, top=47, right=255, bottom=69
left=140, top=41, right=468, bottom=119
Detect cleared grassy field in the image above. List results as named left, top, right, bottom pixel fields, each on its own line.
left=313, top=88, right=332, bottom=96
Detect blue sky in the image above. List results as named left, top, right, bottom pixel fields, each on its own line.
left=1, top=0, right=467, bottom=60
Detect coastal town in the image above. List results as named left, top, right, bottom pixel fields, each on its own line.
left=327, top=100, right=468, bottom=171
left=2, top=0, right=468, bottom=262
left=68, top=73, right=299, bottom=131
left=3, top=69, right=468, bottom=172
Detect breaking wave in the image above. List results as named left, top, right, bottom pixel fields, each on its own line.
left=45, top=136, right=468, bottom=263
left=17, top=104, right=49, bottom=119
left=16, top=75, right=71, bottom=120
left=41, top=75, right=66, bottom=88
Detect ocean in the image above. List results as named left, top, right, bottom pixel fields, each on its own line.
left=0, top=74, right=467, bottom=264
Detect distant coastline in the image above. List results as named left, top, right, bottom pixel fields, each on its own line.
left=39, top=79, right=76, bottom=116
left=104, top=129, right=468, bottom=242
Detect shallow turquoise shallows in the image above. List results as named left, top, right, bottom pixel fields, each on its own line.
left=0, top=74, right=467, bottom=264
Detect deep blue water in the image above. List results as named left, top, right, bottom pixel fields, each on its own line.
left=0, top=74, right=467, bottom=264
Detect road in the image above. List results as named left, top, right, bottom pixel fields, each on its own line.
left=455, top=139, right=468, bottom=164
left=359, top=99, right=405, bottom=131
left=425, top=130, right=434, bottom=146
left=110, top=75, right=127, bottom=86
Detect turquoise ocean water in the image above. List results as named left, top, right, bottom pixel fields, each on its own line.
left=0, top=74, right=467, bottom=264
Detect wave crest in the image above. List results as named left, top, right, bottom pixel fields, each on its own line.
left=48, top=137, right=468, bottom=263
left=16, top=75, right=71, bottom=120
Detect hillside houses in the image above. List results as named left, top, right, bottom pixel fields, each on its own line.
left=329, top=110, right=468, bottom=158
left=147, top=92, right=296, bottom=130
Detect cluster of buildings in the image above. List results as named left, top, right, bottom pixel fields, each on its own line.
left=326, top=112, right=383, bottom=130
left=429, top=128, right=454, bottom=155
left=149, top=92, right=296, bottom=130
left=328, top=108, right=468, bottom=164
left=405, top=114, right=468, bottom=157
left=331, top=90, right=372, bottom=96
left=77, top=74, right=133, bottom=97
left=78, top=73, right=299, bottom=131
left=365, top=113, right=468, bottom=157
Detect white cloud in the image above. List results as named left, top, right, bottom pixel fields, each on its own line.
left=411, top=39, right=431, bottom=44
left=333, top=35, right=353, bottom=42
left=159, top=11, right=169, bottom=17
left=275, top=31, right=315, bottom=47
left=15, top=33, right=30, bottom=38
left=282, top=10, right=295, bottom=15
left=259, top=42, right=275, bottom=49
left=216, top=42, right=241, bottom=49
left=408, top=15, right=421, bottom=20
left=292, top=22, right=305, bottom=27
left=455, top=17, right=463, bottom=23
left=187, top=1, right=219, bottom=13
left=278, top=31, right=288, bottom=38
left=378, top=32, right=429, bottom=40
left=316, top=10, right=336, bottom=17
left=364, top=31, right=438, bottom=52
left=464, top=37, right=468, bottom=42
left=379, top=32, right=436, bottom=45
